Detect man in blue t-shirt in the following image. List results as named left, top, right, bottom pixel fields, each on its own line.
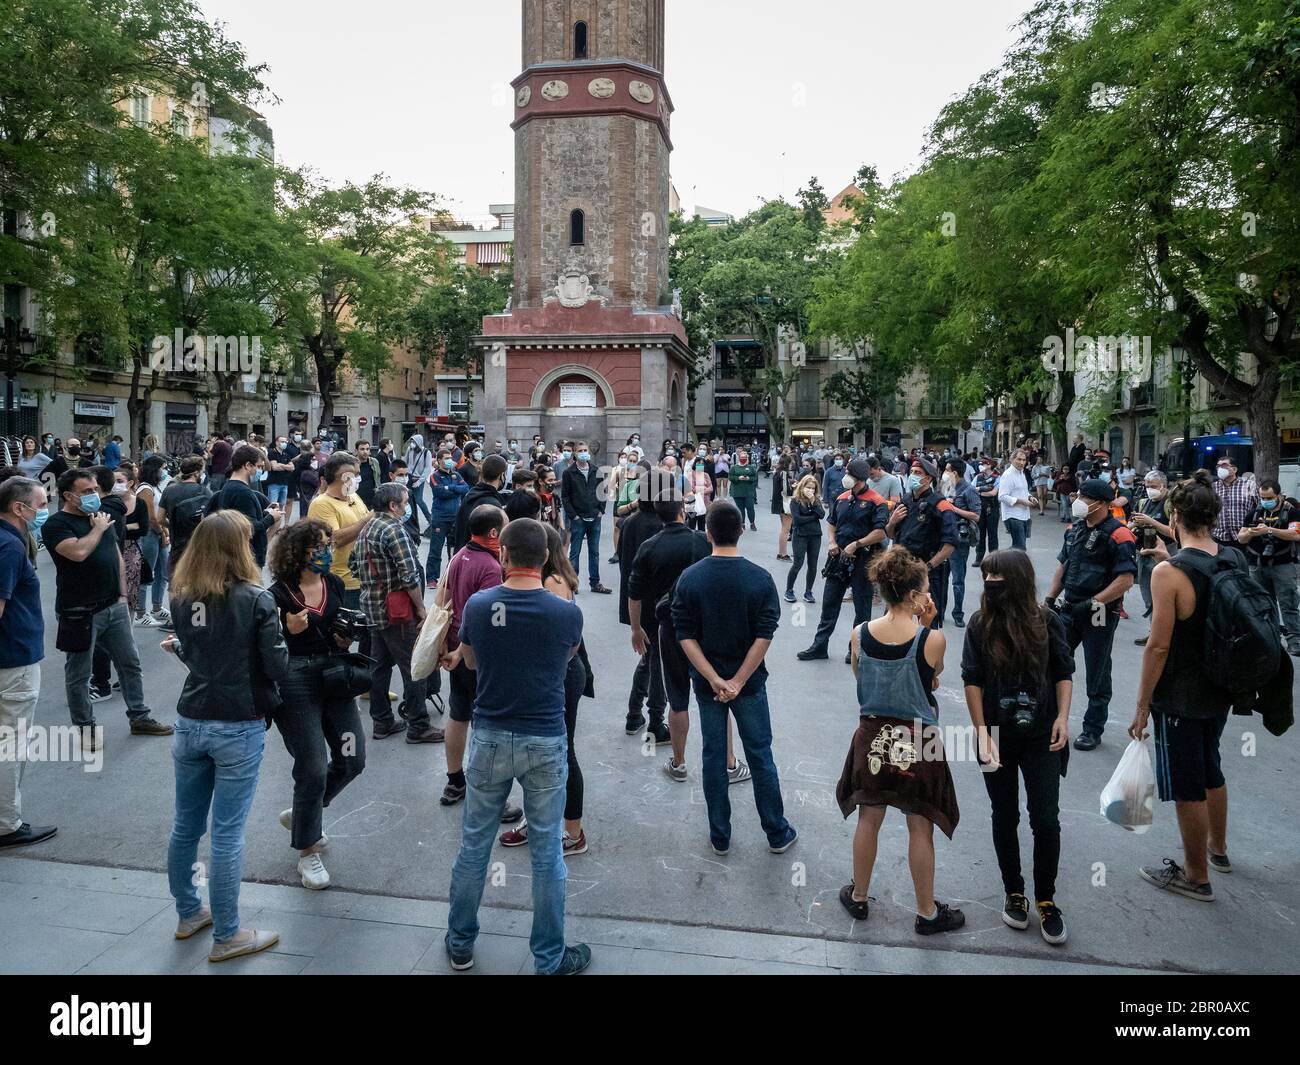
left=672, top=501, right=797, bottom=857
left=446, top=518, right=591, bottom=976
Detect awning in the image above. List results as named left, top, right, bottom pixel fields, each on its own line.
left=476, top=243, right=512, bottom=265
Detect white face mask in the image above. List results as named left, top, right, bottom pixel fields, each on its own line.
left=841, top=474, right=855, bottom=490
left=1217, top=467, right=1231, bottom=481
left=1072, top=498, right=1091, bottom=519
left=1146, top=487, right=1163, bottom=501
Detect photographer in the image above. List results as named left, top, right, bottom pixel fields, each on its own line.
left=1237, top=478, right=1300, bottom=657
left=267, top=519, right=367, bottom=892
left=962, top=550, right=1074, bottom=946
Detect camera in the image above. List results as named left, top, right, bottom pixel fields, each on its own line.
left=999, top=691, right=1037, bottom=733
left=330, top=608, right=368, bottom=645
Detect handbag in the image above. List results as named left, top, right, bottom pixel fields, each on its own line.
left=412, top=558, right=455, bottom=681
left=322, top=651, right=376, bottom=699
left=55, top=606, right=96, bottom=653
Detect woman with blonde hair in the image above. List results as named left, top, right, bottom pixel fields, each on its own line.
left=785, top=473, right=825, bottom=604
left=165, top=510, right=289, bottom=962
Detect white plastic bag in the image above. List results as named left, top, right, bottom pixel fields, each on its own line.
left=1100, top=737, right=1156, bottom=833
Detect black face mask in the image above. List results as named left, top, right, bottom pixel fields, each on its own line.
left=984, top=582, right=1009, bottom=605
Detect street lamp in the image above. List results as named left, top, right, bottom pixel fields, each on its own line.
left=1173, top=346, right=1194, bottom=477
left=266, top=368, right=286, bottom=441
left=3, top=318, right=37, bottom=439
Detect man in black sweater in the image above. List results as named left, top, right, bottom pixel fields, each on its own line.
left=671, top=501, right=795, bottom=855
left=562, top=441, right=612, bottom=594
left=618, top=494, right=665, bottom=740
left=453, top=455, right=508, bottom=551
left=206, top=444, right=281, bottom=567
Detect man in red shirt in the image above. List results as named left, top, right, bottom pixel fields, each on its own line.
left=436, top=504, right=521, bottom=825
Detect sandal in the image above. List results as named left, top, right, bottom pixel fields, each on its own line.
left=839, top=883, right=870, bottom=920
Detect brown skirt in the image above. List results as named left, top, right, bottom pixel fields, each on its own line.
left=836, top=717, right=960, bottom=839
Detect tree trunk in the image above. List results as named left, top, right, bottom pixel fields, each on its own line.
left=314, top=351, right=338, bottom=432
left=1246, top=367, right=1282, bottom=483
left=213, top=372, right=236, bottom=434
left=125, top=351, right=157, bottom=460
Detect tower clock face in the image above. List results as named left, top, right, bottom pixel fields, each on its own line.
left=541, top=80, right=569, bottom=101
left=516, top=85, right=532, bottom=107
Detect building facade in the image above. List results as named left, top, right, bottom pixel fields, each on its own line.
left=478, top=0, right=692, bottom=463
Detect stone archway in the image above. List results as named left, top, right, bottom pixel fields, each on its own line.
left=529, top=363, right=617, bottom=410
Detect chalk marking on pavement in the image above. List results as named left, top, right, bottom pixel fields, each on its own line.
left=323, top=801, right=409, bottom=838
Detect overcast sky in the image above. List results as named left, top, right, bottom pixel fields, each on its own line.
left=199, top=0, right=1033, bottom=225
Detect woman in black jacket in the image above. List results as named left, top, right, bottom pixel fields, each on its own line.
left=785, top=474, right=825, bottom=603
left=165, top=510, right=289, bottom=963
left=961, top=549, right=1074, bottom=947
left=267, top=519, right=367, bottom=892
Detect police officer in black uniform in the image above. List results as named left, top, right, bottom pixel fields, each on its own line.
left=1047, top=478, right=1137, bottom=751
left=797, top=457, right=889, bottom=662
left=885, top=454, right=959, bottom=628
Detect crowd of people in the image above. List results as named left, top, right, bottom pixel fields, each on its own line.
left=0, top=424, right=1293, bottom=974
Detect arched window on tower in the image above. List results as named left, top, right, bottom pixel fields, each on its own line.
left=574, top=21, right=588, bottom=59
left=570, top=209, right=585, bottom=247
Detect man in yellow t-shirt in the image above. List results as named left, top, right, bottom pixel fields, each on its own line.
left=307, top=452, right=372, bottom=650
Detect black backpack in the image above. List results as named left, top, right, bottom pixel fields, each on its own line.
left=170, top=487, right=212, bottom=543
left=1175, top=548, right=1280, bottom=694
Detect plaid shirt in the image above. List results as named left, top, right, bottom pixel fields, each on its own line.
left=349, top=512, right=421, bottom=627
left=1212, top=476, right=1258, bottom=543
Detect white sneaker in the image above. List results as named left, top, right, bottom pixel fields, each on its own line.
left=279, top=808, right=327, bottom=849
left=298, top=852, right=330, bottom=890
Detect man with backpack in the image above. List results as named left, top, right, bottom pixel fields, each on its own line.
left=1046, top=478, right=1137, bottom=751
left=160, top=456, right=211, bottom=576
left=1129, top=471, right=1275, bottom=901
left=1236, top=478, right=1300, bottom=657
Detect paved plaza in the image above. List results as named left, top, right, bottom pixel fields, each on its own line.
left=4, top=492, right=1299, bottom=974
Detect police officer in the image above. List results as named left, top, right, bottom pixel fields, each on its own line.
left=796, top=457, right=889, bottom=662
left=1047, top=478, right=1137, bottom=751
left=885, top=455, right=959, bottom=628
left=974, top=456, right=1000, bottom=563
left=1237, top=477, right=1300, bottom=657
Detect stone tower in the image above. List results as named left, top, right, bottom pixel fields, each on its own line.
left=480, top=0, right=692, bottom=459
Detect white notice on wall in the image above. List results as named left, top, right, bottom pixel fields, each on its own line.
left=559, top=383, right=598, bottom=408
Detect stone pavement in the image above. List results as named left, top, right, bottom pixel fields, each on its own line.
left=0, top=856, right=1161, bottom=975
left=6, top=483, right=1299, bottom=974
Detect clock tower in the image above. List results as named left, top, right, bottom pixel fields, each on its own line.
left=480, top=0, right=692, bottom=459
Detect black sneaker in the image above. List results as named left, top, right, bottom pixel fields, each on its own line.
left=444, top=933, right=474, bottom=972
left=844, top=648, right=852, bottom=664
left=953, top=617, right=965, bottom=629
left=784, top=589, right=797, bottom=603
left=1073, top=733, right=1101, bottom=751
left=88, top=684, right=113, bottom=703
left=1037, top=901, right=1067, bottom=945
left=1208, top=850, right=1232, bottom=874
left=648, top=720, right=671, bottom=745
left=372, top=718, right=408, bottom=740
left=796, top=646, right=829, bottom=661
left=915, top=901, right=966, bottom=935
left=1140, top=858, right=1214, bottom=901
left=625, top=713, right=647, bottom=735
left=1002, top=892, right=1029, bottom=930
left=440, top=781, right=466, bottom=806
left=550, top=943, right=592, bottom=975
left=838, top=883, right=870, bottom=920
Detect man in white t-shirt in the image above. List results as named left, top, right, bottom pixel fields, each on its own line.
left=998, top=449, right=1035, bottom=550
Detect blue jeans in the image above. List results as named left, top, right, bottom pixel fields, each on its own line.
left=1004, top=517, right=1029, bottom=551
left=408, top=482, right=432, bottom=532
left=697, top=687, right=793, bottom=851
left=948, top=542, right=971, bottom=622
left=267, top=483, right=288, bottom=507
left=167, top=717, right=266, bottom=942
left=448, top=728, right=569, bottom=974
left=138, top=530, right=169, bottom=614
left=567, top=516, right=602, bottom=587
left=425, top=521, right=451, bottom=579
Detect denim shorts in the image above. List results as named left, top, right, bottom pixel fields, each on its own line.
left=1153, top=712, right=1227, bottom=803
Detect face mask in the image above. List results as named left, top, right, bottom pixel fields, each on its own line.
left=1099, top=471, right=1111, bottom=482
left=277, top=441, right=288, bottom=450
left=579, top=451, right=591, bottom=463
left=471, top=451, right=482, bottom=462
left=908, top=474, right=923, bottom=492
left=665, top=450, right=676, bottom=458
left=1261, top=498, right=1278, bottom=511
left=834, top=459, right=844, bottom=468
left=1217, top=467, right=1231, bottom=481
left=562, top=450, right=572, bottom=461
left=443, top=458, right=456, bottom=471
left=79, top=493, right=101, bottom=514
left=1072, top=498, right=1091, bottom=519
left=343, top=480, right=357, bottom=498
left=111, top=483, right=128, bottom=496
left=695, top=463, right=705, bottom=471
left=983, top=582, right=1008, bottom=605
left=293, top=434, right=303, bottom=444
left=68, top=446, right=80, bottom=456
left=403, top=504, right=412, bottom=522
left=842, top=474, right=855, bottom=490
left=307, top=547, right=333, bottom=574
left=1146, top=488, right=1163, bottom=501
left=27, top=505, right=50, bottom=532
